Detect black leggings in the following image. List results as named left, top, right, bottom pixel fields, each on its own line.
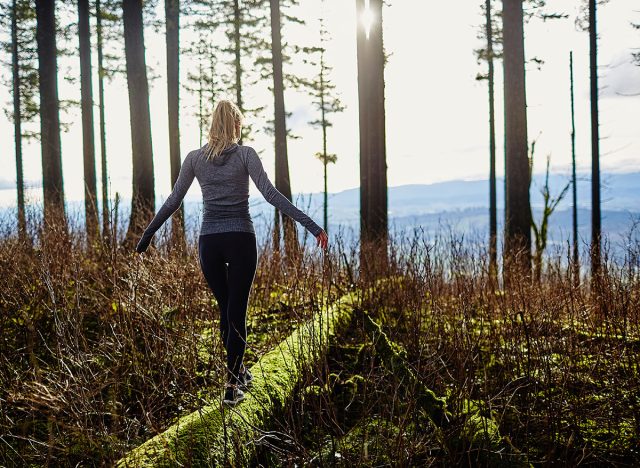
left=198, top=231, right=257, bottom=384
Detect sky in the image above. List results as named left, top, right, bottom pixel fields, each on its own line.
left=0, top=0, right=639, bottom=209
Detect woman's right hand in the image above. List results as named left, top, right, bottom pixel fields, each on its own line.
left=316, top=230, right=328, bottom=251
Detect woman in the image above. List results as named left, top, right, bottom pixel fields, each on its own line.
left=136, top=100, right=328, bottom=406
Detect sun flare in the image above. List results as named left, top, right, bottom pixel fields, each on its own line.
left=361, top=0, right=374, bottom=39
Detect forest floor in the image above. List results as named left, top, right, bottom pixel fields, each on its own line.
left=1, top=218, right=639, bottom=466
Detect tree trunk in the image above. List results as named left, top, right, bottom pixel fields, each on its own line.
left=356, top=0, right=388, bottom=274
left=96, top=0, right=110, bottom=242
left=123, top=0, right=155, bottom=242
left=502, top=0, right=530, bottom=275
left=486, top=0, right=497, bottom=276
left=589, top=0, right=601, bottom=282
left=233, top=0, right=243, bottom=119
left=320, top=50, right=328, bottom=233
left=165, top=0, right=184, bottom=248
left=356, top=0, right=369, bottom=251
left=570, top=50, right=580, bottom=285
left=269, top=0, right=298, bottom=258
left=78, top=0, right=98, bottom=242
left=197, top=48, right=204, bottom=146
left=36, top=0, right=65, bottom=225
left=11, top=0, right=26, bottom=239
left=368, top=0, right=388, bottom=247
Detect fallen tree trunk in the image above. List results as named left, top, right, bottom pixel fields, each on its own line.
left=117, top=292, right=358, bottom=467
left=361, top=310, right=531, bottom=467
left=361, top=310, right=450, bottom=427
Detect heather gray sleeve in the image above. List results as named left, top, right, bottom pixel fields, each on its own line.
left=137, top=153, right=195, bottom=251
left=246, top=147, right=323, bottom=237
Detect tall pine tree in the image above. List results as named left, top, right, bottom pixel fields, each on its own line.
left=502, top=0, right=530, bottom=275
left=269, top=0, right=298, bottom=257
left=123, top=0, right=155, bottom=242
left=11, top=0, right=25, bottom=237
left=2, top=0, right=38, bottom=237
left=476, top=0, right=565, bottom=277
left=356, top=0, right=388, bottom=272
left=588, top=0, right=601, bottom=281
left=301, top=12, right=344, bottom=234
left=187, top=0, right=266, bottom=140
left=36, top=0, right=65, bottom=225
left=569, top=50, right=580, bottom=284
left=78, top=0, right=98, bottom=241
left=96, top=0, right=110, bottom=240
left=475, top=0, right=502, bottom=275
left=165, top=0, right=184, bottom=248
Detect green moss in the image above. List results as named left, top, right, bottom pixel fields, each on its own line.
left=458, top=399, right=501, bottom=448
left=301, top=384, right=324, bottom=401
left=117, top=292, right=358, bottom=467
left=362, top=312, right=533, bottom=467
left=311, top=416, right=402, bottom=465
left=460, top=412, right=501, bottom=447
left=574, top=417, right=637, bottom=451
left=361, top=311, right=450, bottom=428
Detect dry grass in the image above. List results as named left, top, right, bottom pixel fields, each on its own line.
left=0, top=210, right=638, bottom=466
left=264, top=226, right=640, bottom=466
left=0, top=210, right=332, bottom=466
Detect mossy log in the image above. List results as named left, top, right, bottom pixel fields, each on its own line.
left=361, top=310, right=451, bottom=427
left=361, top=311, right=532, bottom=467
left=117, top=293, right=358, bottom=467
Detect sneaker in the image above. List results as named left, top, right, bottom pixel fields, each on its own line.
left=239, top=366, right=253, bottom=390
left=223, top=384, right=245, bottom=406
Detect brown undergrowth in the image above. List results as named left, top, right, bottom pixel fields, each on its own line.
left=262, top=227, right=640, bottom=466
left=1, top=211, right=638, bottom=466
left=0, top=210, right=333, bottom=466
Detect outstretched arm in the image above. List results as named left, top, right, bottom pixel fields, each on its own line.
left=136, top=153, right=196, bottom=253
left=246, top=147, right=324, bottom=238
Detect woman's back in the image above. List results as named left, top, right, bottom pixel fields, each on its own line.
left=190, top=143, right=252, bottom=225
left=138, top=142, right=323, bottom=242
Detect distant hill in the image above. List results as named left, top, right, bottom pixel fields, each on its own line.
left=1, top=171, right=638, bottom=250
left=245, top=171, right=640, bottom=249
left=285, top=171, right=640, bottom=223
left=256, top=170, right=640, bottom=221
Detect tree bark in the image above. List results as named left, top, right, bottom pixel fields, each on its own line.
left=356, top=0, right=388, bottom=273
left=11, top=0, right=26, bottom=239
left=123, top=0, right=155, bottom=242
left=502, top=0, right=530, bottom=275
left=319, top=47, right=328, bottom=233
left=570, top=50, right=580, bottom=285
left=165, top=0, right=184, bottom=248
left=269, top=0, right=298, bottom=257
left=78, top=0, right=98, bottom=242
left=233, top=0, right=243, bottom=119
left=36, top=0, right=65, bottom=225
left=486, top=0, right=498, bottom=276
left=356, top=0, right=369, bottom=249
left=589, top=0, right=601, bottom=282
left=197, top=49, right=204, bottom=146
left=96, top=0, right=110, bottom=242
left=322, top=99, right=328, bottom=233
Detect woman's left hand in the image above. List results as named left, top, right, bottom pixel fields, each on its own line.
left=316, top=230, right=328, bottom=251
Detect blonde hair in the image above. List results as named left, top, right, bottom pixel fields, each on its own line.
left=205, top=100, right=243, bottom=161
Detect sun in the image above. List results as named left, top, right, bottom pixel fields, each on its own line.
left=361, top=0, right=375, bottom=39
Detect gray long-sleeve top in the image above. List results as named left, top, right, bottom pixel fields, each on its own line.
left=138, top=144, right=323, bottom=245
